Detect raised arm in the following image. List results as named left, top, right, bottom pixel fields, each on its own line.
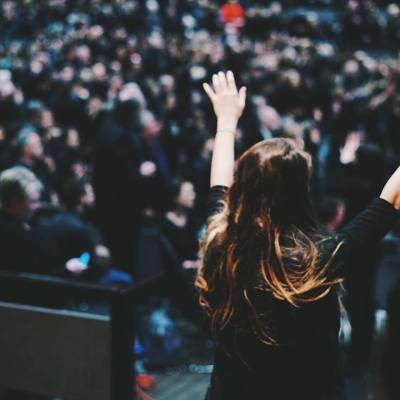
left=380, top=166, right=400, bottom=210
left=203, top=71, right=246, bottom=188
left=336, top=166, right=400, bottom=254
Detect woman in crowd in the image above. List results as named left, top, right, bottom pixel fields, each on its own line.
left=159, top=177, right=203, bottom=315
left=196, top=71, right=400, bottom=399
left=160, top=177, right=199, bottom=267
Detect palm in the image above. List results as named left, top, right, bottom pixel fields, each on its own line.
left=203, top=71, right=246, bottom=120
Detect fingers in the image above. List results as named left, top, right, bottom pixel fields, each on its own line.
left=209, top=71, right=238, bottom=94
left=203, top=82, right=216, bottom=102
left=212, top=74, right=221, bottom=93
left=204, top=71, right=246, bottom=112
left=238, top=86, right=247, bottom=109
left=218, top=71, right=228, bottom=91
left=226, top=70, right=237, bottom=93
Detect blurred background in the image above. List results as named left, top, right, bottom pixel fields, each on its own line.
left=1, top=0, right=400, bottom=399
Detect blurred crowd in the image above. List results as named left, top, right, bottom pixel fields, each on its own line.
left=1, top=0, right=400, bottom=276
left=1, top=0, right=400, bottom=288
left=2, top=0, right=400, bottom=397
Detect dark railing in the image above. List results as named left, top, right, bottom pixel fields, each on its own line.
left=0, top=271, right=165, bottom=400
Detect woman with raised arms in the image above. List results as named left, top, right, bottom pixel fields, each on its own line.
left=197, top=71, right=400, bottom=400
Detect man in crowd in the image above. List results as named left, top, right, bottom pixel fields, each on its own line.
left=0, top=166, right=60, bottom=274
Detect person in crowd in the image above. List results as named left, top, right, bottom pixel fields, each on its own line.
left=332, top=141, right=388, bottom=374
left=14, top=127, right=56, bottom=200
left=220, top=0, right=245, bottom=31
left=136, top=109, right=172, bottom=213
left=197, top=71, right=400, bottom=400
left=34, top=177, right=134, bottom=285
left=0, top=166, right=62, bottom=274
left=160, top=177, right=199, bottom=267
left=158, top=177, right=202, bottom=314
left=93, top=96, right=145, bottom=272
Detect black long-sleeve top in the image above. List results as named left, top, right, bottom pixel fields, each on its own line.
left=205, top=186, right=400, bottom=400
left=0, top=209, right=63, bottom=274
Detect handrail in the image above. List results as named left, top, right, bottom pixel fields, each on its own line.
left=0, top=270, right=165, bottom=301
left=0, top=270, right=166, bottom=400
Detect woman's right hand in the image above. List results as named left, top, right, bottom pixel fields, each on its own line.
left=203, top=71, right=246, bottom=128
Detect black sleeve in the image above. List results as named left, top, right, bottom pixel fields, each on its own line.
left=207, top=185, right=228, bottom=220
left=338, top=197, right=400, bottom=254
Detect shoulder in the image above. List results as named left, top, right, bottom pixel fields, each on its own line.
left=207, top=185, right=228, bottom=219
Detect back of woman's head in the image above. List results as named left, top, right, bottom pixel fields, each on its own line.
left=196, top=138, right=342, bottom=344
left=230, top=138, right=314, bottom=229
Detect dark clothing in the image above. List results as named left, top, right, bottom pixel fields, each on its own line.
left=34, top=207, right=100, bottom=263
left=158, top=213, right=202, bottom=315
left=93, top=117, right=170, bottom=271
left=93, top=117, right=144, bottom=223
left=93, top=118, right=144, bottom=270
left=33, top=206, right=134, bottom=285
left=159, top=213, right=200, bottom=262
left=334, top=157, right=386, bottom=370
left=0, top=209, right=62, bottom=274
left=205, top=186, right=399, bottom=400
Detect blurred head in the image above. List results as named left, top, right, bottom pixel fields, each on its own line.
left=388, top=3, right=400, bottom=18
left=197, top=138, right=342, bottom=344
left=168, top=178, right=196, bottom=211
left=40, top=108, right=55, bottom=130
left=17, top=128, right=44, bottom=160
left=0, top=166, right=43, bottom=219
left=140, top=110, right=162, bottom=140
left=114, top=97, right=141, bottom=129
left=257, top=105, right=281, bottom=132
left=65, top=128, right=80, bottom=149
left=26, top=100, right=44, bottom=125
left=61, top=178, right=95, bottom=213
left=231, top=138, right=314, bottom=228
left=343, top=59, right=359, bottom=77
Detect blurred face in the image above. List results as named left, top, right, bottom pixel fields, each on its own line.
left=92, top=62, right=106, bottom=81
left=343, top=60, right=359, bottom=77
left=142, top=118, right=162, bottom=140
left=258, top=105, right=280, bottom=131
left=81, top=183, right=95, bottom=209
left=40, top=109, right=54, bottom=129
left=13, top=183, right=41, bottom=220
left=66, top=129, right=80, bottom=148
left=25, top=133, right=43, bottom=159
left=72, top=162, right=87, bottom=178
left=176, top=182, right=196, bottom=210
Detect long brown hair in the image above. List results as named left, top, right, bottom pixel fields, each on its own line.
left=196, top=138, right=343, bottom=345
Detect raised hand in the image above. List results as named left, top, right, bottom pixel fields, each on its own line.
left=203, top=71, right=246, bottom=124
left=203, top=71, right=246, bottom=187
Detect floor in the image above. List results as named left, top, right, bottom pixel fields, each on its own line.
left=148, top=371, right=210, bottom=400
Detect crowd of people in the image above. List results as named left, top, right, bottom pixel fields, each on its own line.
left=1, top=0, right=400, bottom=397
